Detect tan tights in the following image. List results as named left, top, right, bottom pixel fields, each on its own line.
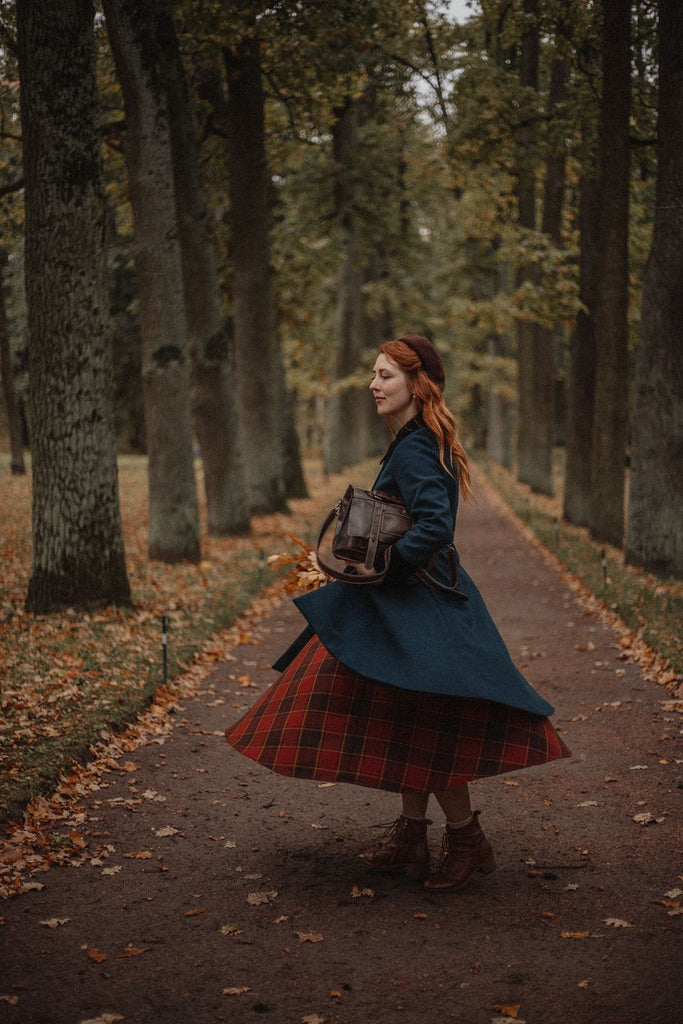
left=401, top=785, right=472, bottom=823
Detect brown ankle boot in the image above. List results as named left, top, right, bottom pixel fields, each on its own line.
left=424, top=811, right=496, bottom=891
left=360, top=815, right=430, bottom=880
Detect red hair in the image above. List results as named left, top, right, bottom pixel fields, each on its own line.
left=379, top=339, right=472, bottom=500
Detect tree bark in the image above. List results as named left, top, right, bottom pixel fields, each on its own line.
left=564, top=170, right=599, bottom=526
left=625, top=0, right=683, bottom=577
left=515, top=0, right=545, bottom=491
left=325, top=98, right=369, bottom=474
left=156, top=9, right=250, bottom=536
left=589, top=0, right=631, bottom=546
left=486, top=265, right=516, bottom=470
left=526, top=52, right=568, bottom=495
left=17, top=0, right=131, bottom=612
left=281, top=384, right=309, bottom=499
left=224, top=35, right=287, bottom=514
left=104, top=0, right=201, bottom=562
left=0, top=249, right=25, bottom=474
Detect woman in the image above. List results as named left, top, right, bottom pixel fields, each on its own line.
left=225, top=334, right=571, bottom=891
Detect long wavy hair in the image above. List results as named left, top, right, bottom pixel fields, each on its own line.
left=379, top=338, right=472, bottom=500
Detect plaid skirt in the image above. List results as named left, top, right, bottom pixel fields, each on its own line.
left=225, top=636, right=571, bottom=793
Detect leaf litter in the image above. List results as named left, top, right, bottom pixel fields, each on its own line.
left=1, top=457, right=374, bottom=898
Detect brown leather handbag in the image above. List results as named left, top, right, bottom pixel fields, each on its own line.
left=315, top=485, right=466, bottom=598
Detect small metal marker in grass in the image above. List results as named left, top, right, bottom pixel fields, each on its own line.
left=161, top=615, right=169, bottom=684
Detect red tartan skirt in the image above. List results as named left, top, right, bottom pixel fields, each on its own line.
left=225, top=636, right=571, bottom=794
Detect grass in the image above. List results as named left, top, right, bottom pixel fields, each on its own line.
left=475, top=453, right=683, bottom=683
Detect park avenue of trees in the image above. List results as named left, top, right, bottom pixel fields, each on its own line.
left=0, top=0, right=681, bottom=613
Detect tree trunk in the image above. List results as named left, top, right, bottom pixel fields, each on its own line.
left=589, top=0, right=631, bottom=546
left=525, top=52, right=568, bottom=495
left=156, top=8, right=250, bottom=536
left=224, top=36, right=287, bottom=515
left=625, top=0, right=683, bottom=577
left=564, top=170, right=600, bottom=526
left=17, top=0, right=131, bottom=612
left=486, top=304, right=516, bottom=469
left=326, top=99, right=369, bottom=474
left=0, top=250, right=25, bottom=474
left=281, top=384, right=309, bottom=499
left=487, top=16, right=516, bottom=469
left=104, top=0, right=201, bottom=562
left=515, top=0, right=545, bottom=491
left=361, top=256, right=394, bottom=459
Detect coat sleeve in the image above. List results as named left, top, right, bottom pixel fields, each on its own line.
left=387, top=432, right=456, bottom=569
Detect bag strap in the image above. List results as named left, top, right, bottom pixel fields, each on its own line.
left=413, top=545, right=467, bottom=599
left=315, top=507, right=390, bottom=584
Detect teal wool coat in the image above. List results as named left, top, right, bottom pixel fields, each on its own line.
left=276, top=418, right=554, bottom=718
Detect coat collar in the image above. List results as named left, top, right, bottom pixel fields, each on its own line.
left=379, top=415, right=424, bottom=465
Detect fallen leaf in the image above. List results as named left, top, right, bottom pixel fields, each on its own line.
left=577, top=800, right=599, bottom=807
left=102, top=865, right=122, bottom=876
left=0, top=996, right=19, bottom=1006
left=487, top=1005, right=521, bottom=1019
left=414, top=912, right=428, bottom=919
left=123, top=850, right=153, bottom=860
left=665, top=888, right=683, bottom=899
left=219, top=924, right=242, bottom=936
left=561, top=931, right=590, bottom=939
left=603, top=918, right=632, bottom=928
left=577, top=980, right=590, bottom=989
left=77, top=1016, right=124, bottom=1024
left=87, top=948, right=107, bottom=963
left=116, top=945, right=146, bottom=958
left=40, top=918, right=70, bottom=928
left=296, top=931, right=324, bottom=943
left=185, top=908, right=205, bottom=917
left=301, top=1015, right=325, bottom=1024
left=154, top=826, right=181, bottom=838
left=247, top=890, right=278, bottom=906
left=222, top=986, right=250, bottom=996
left=633, top=812, right=665, bottom=826
left=350, top=886, right=374, bottom=899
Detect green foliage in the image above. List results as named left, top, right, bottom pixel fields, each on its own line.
left=0, top=0, right=663, bottom=483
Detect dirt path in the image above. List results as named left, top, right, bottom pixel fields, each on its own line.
left=1, top=473, right=681, bottom=1024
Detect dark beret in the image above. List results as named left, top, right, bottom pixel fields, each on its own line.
left=398, top=334, right=446, bottom=391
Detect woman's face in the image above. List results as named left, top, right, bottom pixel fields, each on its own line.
left=370, top=353, right=418, bottom=426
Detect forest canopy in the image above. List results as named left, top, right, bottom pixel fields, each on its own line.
left=1, top=0, right=681, bottom=613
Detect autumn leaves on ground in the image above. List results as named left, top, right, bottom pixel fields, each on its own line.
left=0, top=455, right=375, bottom=823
